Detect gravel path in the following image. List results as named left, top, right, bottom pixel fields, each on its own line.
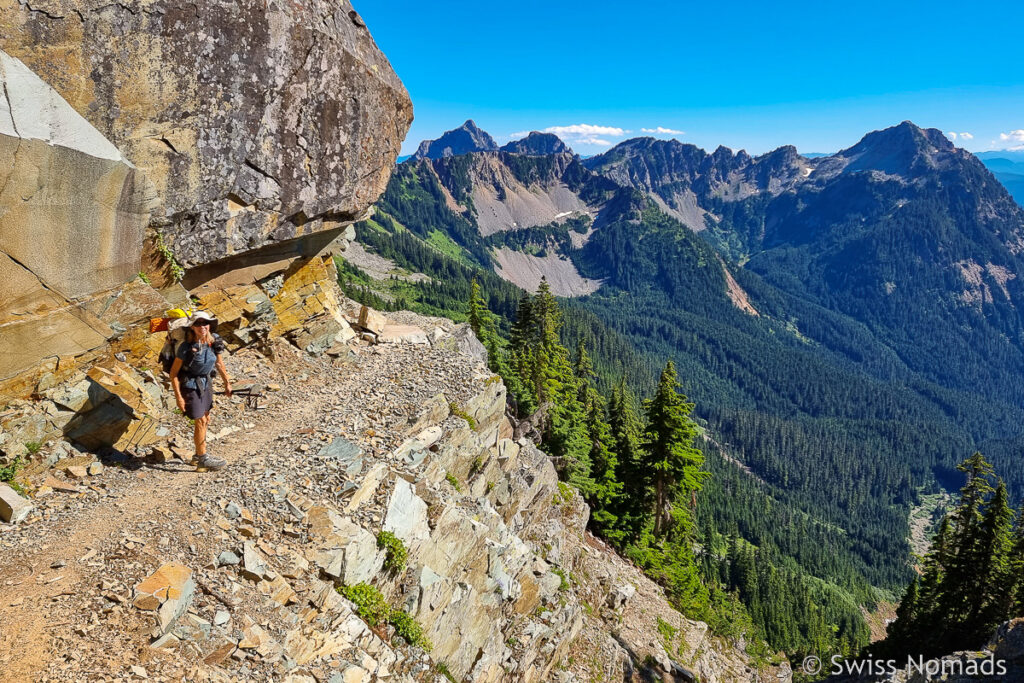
left=0, top=329, right=484, bottom=681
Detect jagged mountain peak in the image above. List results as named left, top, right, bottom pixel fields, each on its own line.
left=500, top=131, right=572, bottom=155
left=412, top=119, right=499, bottom=160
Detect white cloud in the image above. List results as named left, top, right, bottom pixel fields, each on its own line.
left=946, top=131, right=973, bottom=141
left=999, top=130, right=1024, bottom=150
left=542, top=124, right=626, bottom=137
left=641, top=126, right=685, bottom=135
left=960, top=132, right=974, bottom=140
left=508, top=123, right=629, bottom=148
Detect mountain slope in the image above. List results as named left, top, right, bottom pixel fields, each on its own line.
left=500, top=131, right=572, bottom=155
left=346, top=120, right=1024, bottom=667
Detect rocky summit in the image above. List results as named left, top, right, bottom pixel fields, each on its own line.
left=412, top=120, right=499, bottom=161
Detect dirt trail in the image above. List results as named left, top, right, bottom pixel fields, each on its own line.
left=0, top=335, right=370, bottom=679
left=0, top=348, right=327, bottom=681
left=0, top=312, right=486, bottom=683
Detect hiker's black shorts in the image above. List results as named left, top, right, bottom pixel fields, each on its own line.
left=183, top=382, right=213, bottom=419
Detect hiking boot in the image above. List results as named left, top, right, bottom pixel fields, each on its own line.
left=196, top=454, right=226, bottom=471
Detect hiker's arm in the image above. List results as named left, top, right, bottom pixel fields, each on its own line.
left=215, top=355, right=232, bottom=397
left=169, top=357, right=186, bottom=412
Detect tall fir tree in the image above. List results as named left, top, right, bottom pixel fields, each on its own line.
left=1013, top=502, right=1024, bottom=613
left=608, top=375, right=647, bottom=540
left=972, top=480, right=1015, bottom=636
left=941, top=452, right=996, bottom=644
left=642, top=360, right=707, bottom=537
left=575, top=341, right=623, bottom=538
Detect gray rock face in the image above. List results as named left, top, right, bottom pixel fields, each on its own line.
left=412, top=120, right=497, bottom=160
left=1, top=0, right=413, bottom=270
left=500, top=132, right=572, bottom=156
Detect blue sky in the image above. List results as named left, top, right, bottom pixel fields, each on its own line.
left=356, top=0, right=1024, bottom=157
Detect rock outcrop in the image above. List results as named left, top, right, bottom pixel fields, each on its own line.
left=500, top=132, right=571, bottom=156
left=1, top=0, right=412, bottom=271
left=0, top=0, right=411, bottom=398
left=0, top=303, right=787, bottom=682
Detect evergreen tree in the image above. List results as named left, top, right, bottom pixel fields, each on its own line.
left=468, top=278, right=486, bottom=337
left=642, top=361, right=707, bottom=537
left=575, top=341, right=624, bottom=537
left=1013, top=503, right=1024, bottom=613
left=941, top=452, right=996, bottom=643
left=528, top=280, right=593, bottom=490
left=972, top=480, right=1015, bottom=635
left=608, top=375, right=647, bottom=539
left=885, top=577, right=919, bottom=653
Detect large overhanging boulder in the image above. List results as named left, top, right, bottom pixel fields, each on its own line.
left=0, top=0, right=413, bottom=271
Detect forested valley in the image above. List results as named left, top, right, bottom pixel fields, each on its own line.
left=333, top=123, right=1024, bottom=671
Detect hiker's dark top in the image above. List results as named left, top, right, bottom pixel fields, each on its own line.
left=176, top=336, right=221, bottom=391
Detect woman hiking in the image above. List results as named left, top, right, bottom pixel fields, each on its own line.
left=169, top=311, right=232, bottom=471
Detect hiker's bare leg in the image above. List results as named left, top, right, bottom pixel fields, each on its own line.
left=194, top=414, right=209, bottom=457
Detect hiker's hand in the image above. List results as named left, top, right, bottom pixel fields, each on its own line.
left=176, top=396, right=186, bottom=413
left=224, top=384, right=233, bottom=397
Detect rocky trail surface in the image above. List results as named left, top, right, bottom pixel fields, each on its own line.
left=1, top=310, right=788, bottom=683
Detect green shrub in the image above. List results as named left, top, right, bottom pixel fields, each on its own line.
left=137, top=271, right=151, bottom=284
left=389, top=609, right=432, bottom=651
left=376, top=531, right=408, bottom=574
left=1, top=456, right=24, bottom=492
left=339, top=583, right=390, bottom=627
left=445, top=472, right=462, bottom=492
left=339, top=582, right=432, bottom=651
left=24, top=442, right=41, bottom=455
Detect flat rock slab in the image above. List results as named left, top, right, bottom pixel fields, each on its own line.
left=133, top=562, right=195, bottom=635
left=376, top=324, right=429, bottom=345
left=0, top=483, right=33, bottom=523
left=383, top=478, right=430, bottom=544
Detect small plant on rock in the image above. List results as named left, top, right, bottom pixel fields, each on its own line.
left=339, top=583, right=390, bottom=628
left=551, top=567, right=570, bottom=591
left=0, top=456, right=25, bottom=495
left=154, top=232, right=185, bottom=282
left=657, top=616, right=679, bottom=644
left=389, top=609, right=432, bottom=651
left=435, top=662, right=457, bottom=683
left=448, top=402, right=477, bottom=430
left=376, top=531, right=408, bottom=574
left=445, top=472, right=462, bottom=492
left=24, top=442, right=42, bottom=455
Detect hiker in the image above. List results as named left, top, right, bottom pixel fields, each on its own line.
left=169, top=311, right=232, bottom=470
